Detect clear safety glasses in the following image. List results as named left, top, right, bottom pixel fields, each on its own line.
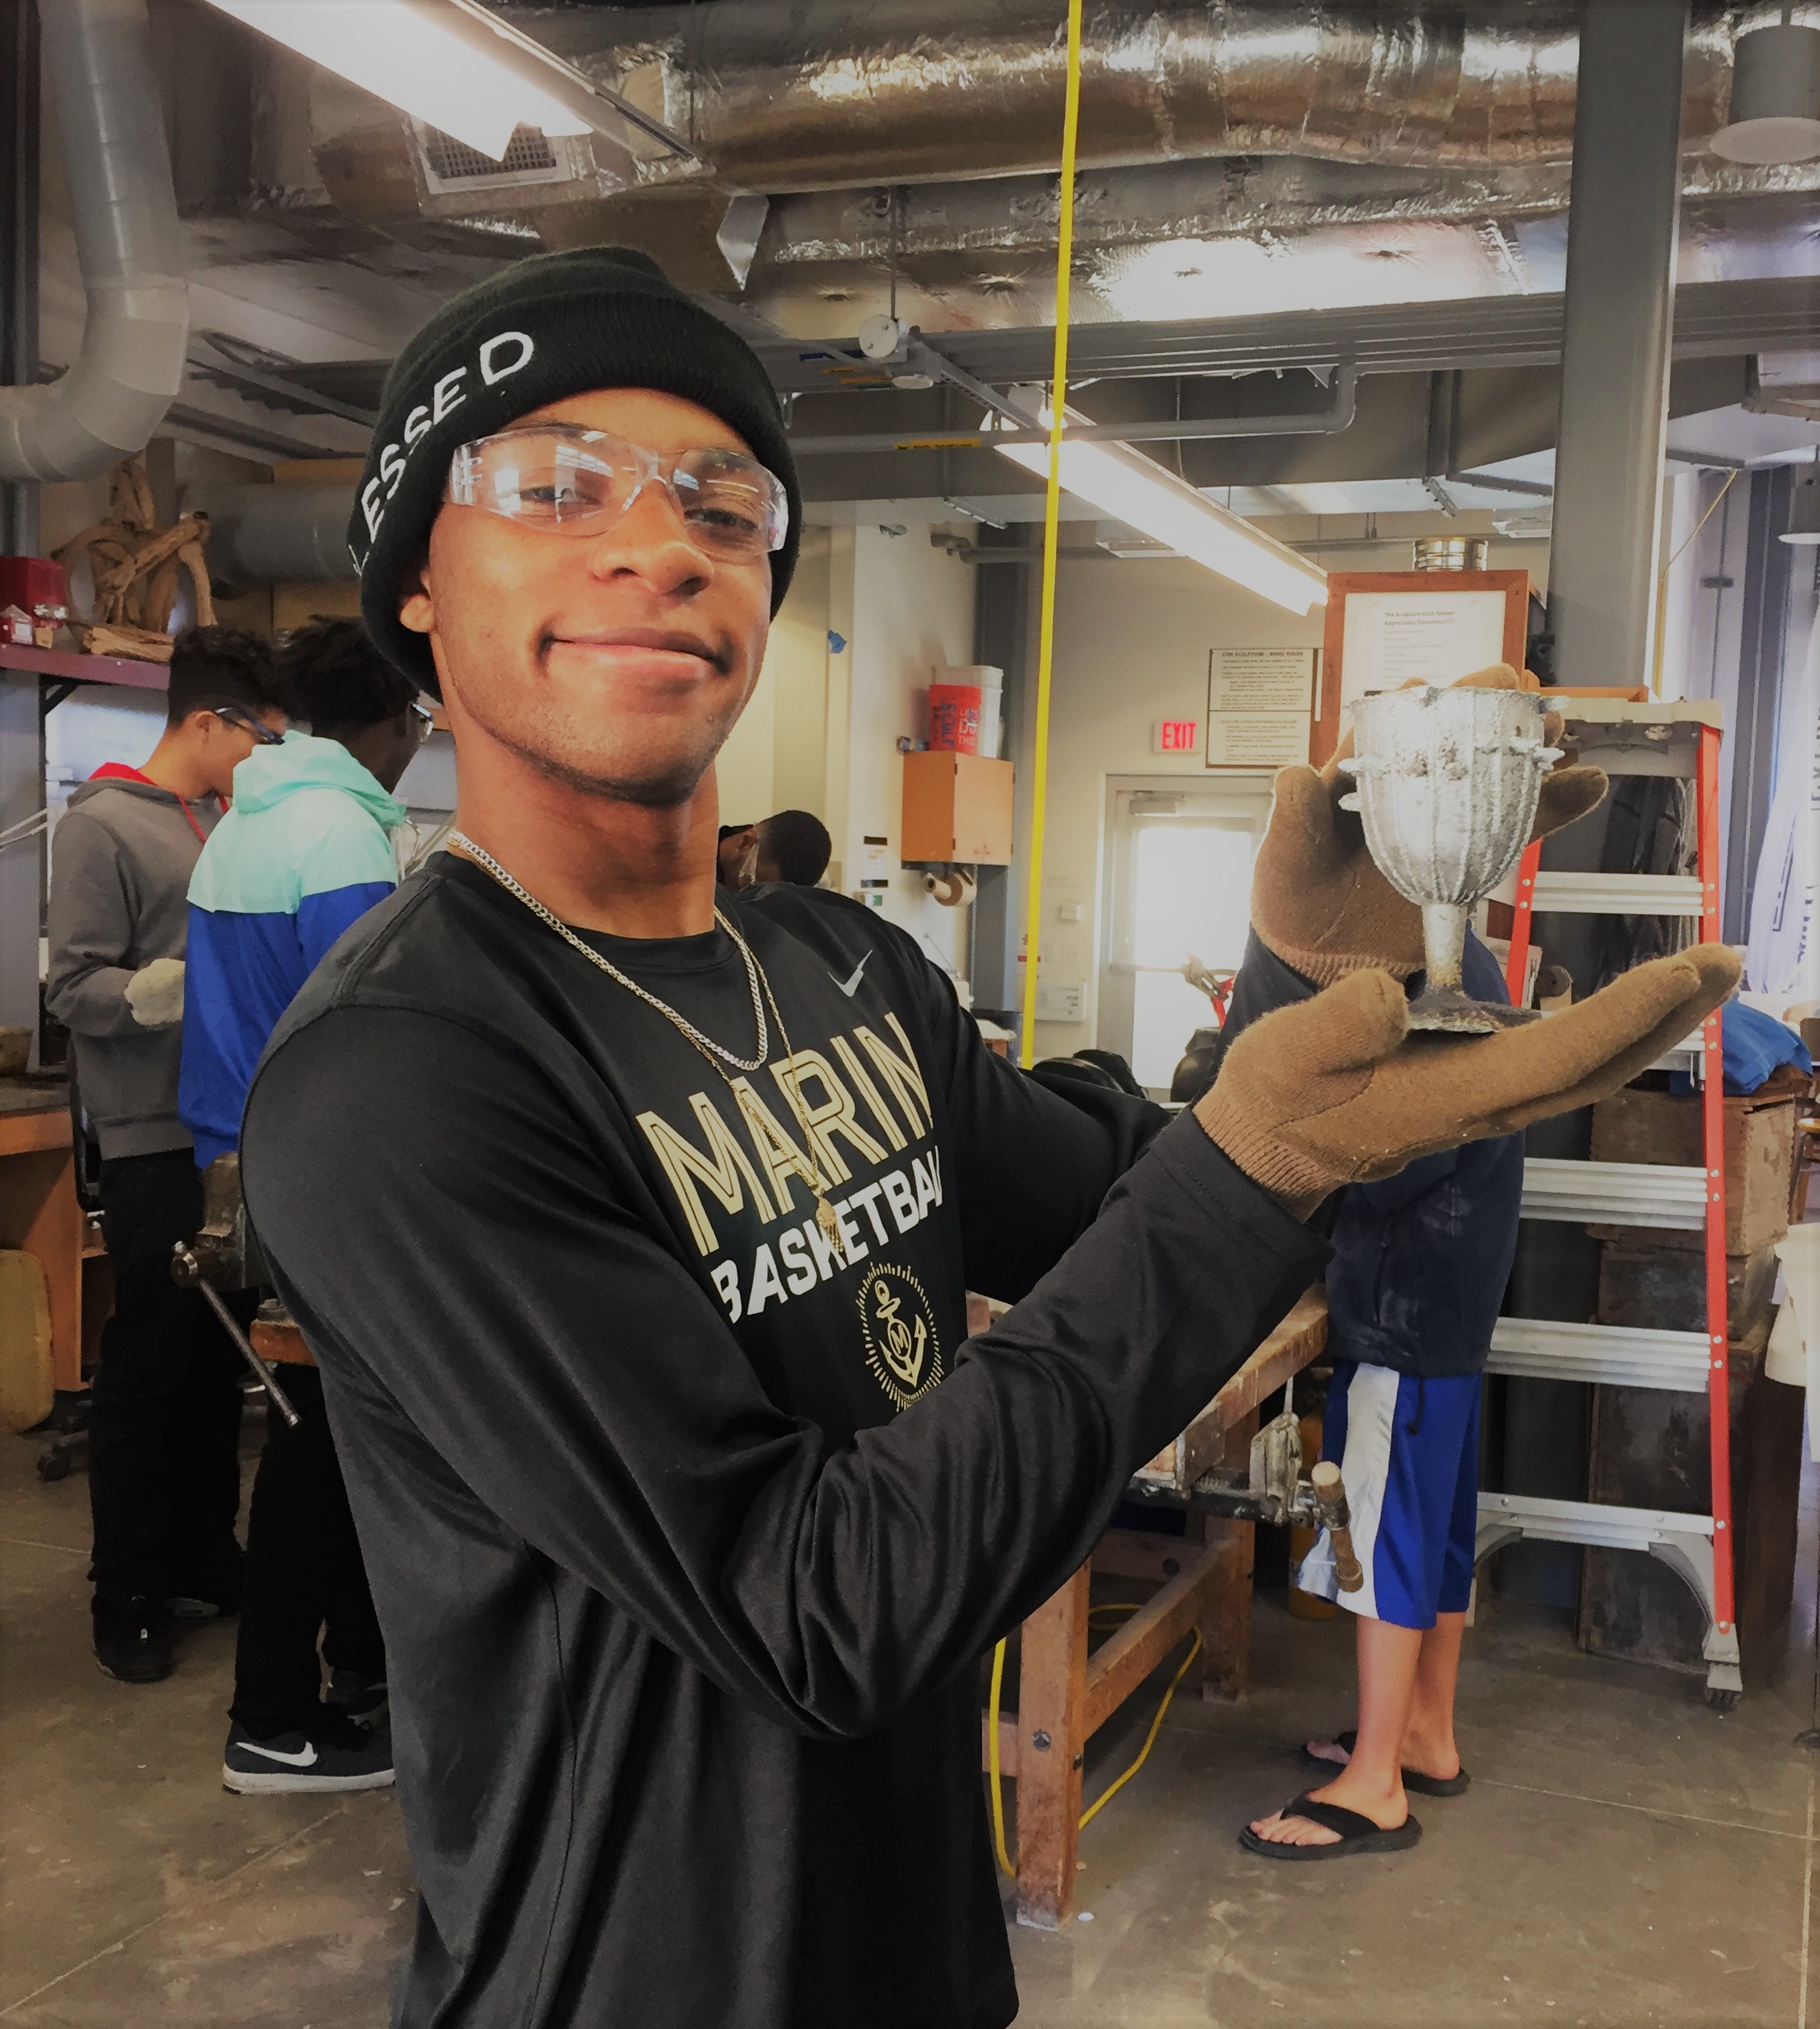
left=445, top=425, right=790, bottom=559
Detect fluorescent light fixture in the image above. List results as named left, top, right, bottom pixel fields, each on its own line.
left=991, top=388, right=1327, bottom=614
left=204, top=0, right=594, bottom=161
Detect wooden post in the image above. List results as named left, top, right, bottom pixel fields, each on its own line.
left=1013, top=1562, right=1090, bottom=1929
left=1194, top=1410, right=1259, bottom=1702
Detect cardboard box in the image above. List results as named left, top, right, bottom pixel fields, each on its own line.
left=900, top=752, right=1013, bottom=865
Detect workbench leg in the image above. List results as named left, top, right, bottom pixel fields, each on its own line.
left=1014, top=1562, right=1091, bottom=1930
left=1194, top=1411, right=1258, bottom=1702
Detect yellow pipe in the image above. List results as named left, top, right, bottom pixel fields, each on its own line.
left=1017, top=0, right=1085, bottom=1070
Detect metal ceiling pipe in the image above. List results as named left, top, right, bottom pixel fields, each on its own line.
left=530, top=0, right=1734, bottom=190
left=0, top=0, right=187, bottom=482
left=188, top=485, right=357, bottom=585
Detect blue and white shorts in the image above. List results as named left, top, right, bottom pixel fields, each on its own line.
left=1296, top=1360, right=1481, bottom=1630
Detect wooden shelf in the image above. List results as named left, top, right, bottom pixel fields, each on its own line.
left=0, top=642, right=168, bottom=690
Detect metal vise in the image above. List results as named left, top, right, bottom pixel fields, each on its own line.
left=170, top=1155, right=298, bottom=1427
left=1165, top=1407, right=1364, bottom=1593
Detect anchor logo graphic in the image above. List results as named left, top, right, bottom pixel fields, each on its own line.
left=857, top=1263, right=942, bottom=1410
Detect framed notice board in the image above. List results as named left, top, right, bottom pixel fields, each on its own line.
left=1312, top=570, right=1530, bottom=766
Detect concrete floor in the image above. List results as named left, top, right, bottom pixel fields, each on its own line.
left=4, top=1431, right=1818, bottom=2029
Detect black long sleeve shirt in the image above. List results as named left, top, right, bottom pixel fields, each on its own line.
left=240, top=860, right=1325, bottom=2029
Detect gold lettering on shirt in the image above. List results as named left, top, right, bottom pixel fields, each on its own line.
left=829, top=1035, right=907, bottom=1153
left=854, top=1016, right=931, bottom=1138
left=770, top=1049, right=889, bottom=1186
left=638, top=1094, right=778, bottom=1256
left=727, top=1076, right=824, bottom=1214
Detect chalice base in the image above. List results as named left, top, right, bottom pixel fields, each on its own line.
left=1407, top=984, right=1544, bottom=1036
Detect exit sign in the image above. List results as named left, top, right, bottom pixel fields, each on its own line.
left=1153, top=718, right=1201, bottom=754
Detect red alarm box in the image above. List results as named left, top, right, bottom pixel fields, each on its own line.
left=0, top=556, right=68, bottom=623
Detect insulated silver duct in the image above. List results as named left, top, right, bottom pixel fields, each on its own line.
left=524, top=1, right=1736, bottom=191
left=187, top=486, right=357, bottom=586
left=0, top=0, right=187, bottom=482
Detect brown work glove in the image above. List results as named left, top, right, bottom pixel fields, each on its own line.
left=1196, top=944, right=1740, bottom=1212
left=1253, top=664, right=1608, bottom=984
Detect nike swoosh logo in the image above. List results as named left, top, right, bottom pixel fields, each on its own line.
left=238, top=1739, right=318, bottom=1768
left=832, top=953, right=872, bottom=996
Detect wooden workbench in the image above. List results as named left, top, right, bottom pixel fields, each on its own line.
left=0, top=1081, right=106, bottom=1422
left=985, top=1288, right=1329, bottom=1928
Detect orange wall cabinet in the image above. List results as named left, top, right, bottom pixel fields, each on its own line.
left=901, top=753, right=1014, bottom=865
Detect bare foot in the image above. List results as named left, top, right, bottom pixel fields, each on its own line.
left=1247, top=1769, right=1407, bottom=1847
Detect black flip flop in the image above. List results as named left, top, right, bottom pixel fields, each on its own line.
left=1239, top=1791, right=1423, bottom=1863
left=1299, top=1728, right=1471, bottom=1797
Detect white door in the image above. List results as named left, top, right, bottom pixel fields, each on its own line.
left=1099, top=776, right=1275, bottom=1096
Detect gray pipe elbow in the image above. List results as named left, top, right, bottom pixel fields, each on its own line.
left=0, top=0, right=187, bottom=483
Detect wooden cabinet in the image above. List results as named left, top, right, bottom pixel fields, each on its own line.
left=900, top=752, right=1013, bottom=865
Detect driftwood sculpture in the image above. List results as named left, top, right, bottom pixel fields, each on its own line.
left=53, top=457, right=213, bottom=663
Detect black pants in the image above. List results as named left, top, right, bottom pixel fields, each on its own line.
left=231, top=1363, right=384, bottom=1739
left=88, top=1152, right=245, bottom=1618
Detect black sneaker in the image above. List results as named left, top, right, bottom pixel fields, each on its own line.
left=222, top=1712, right=395, bottom=1795
left=166, top=1540, right=245, bottom=1620
left=324, top=1667, right=388, bottom=1727
left=93, top=1598, right=174, bottom=1684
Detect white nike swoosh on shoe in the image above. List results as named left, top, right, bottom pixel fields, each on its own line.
left=832, top=952, right=871, bottom=996
left=236, top=1739, right=318, bottom=1768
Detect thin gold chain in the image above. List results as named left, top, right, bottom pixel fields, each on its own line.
left=449, top=830, right=770, bottom=1073
left=447, top=832, right=844, bottom=1243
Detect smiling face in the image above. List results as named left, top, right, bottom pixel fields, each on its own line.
left=398, top=388, right=774, bottom=808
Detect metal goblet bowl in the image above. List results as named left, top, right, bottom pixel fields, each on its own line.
left=1337, top=684, right=1561, bottom=1034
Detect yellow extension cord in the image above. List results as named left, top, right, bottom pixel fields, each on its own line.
left=988, top=0, right=1199, bottom=1885
left=989, top=1605, right=1206, bottom=1878
left=1015, top=0, right=1084, bottom=1071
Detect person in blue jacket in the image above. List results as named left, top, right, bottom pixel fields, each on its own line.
left=179, top=616, right=430, bottom=1793
left=1222, top=929, right=1523, bottom=1856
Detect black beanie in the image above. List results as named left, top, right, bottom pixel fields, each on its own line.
left=348, top=246, right=801, bottom=695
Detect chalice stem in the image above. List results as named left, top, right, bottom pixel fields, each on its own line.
left=1420, top=901, right=1467, bottom=994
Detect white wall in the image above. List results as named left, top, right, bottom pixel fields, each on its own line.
left=841, top=521, right=979, bottom=984
left=1020, top=536, right=1549, bottom=1058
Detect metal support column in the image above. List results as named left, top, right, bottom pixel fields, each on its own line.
left=0, top=1, right=41, bottom=1061
left=1547, top=0, right=1689, bottom=692
left=1, top=0, right=39, bottom=557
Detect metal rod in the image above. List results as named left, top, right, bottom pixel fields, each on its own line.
left=195, top=1279, right=301, bottom=1427
left=788, top=368, right=1358, bottom=458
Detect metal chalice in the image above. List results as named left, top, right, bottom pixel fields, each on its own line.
left=1337, top=684, right=1561, bottom=1033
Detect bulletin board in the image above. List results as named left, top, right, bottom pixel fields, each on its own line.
left=1312, top=570, right=1530, bottom=766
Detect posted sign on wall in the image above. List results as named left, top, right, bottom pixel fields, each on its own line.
left=1205, top=647, right=1316, bottom=769
left=1152, top=718, right=1202, bottom=754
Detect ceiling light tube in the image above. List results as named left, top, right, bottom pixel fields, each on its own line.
left=202, top=0, right=602, bottom=161
left=991, top=388, right=1327, bottom=614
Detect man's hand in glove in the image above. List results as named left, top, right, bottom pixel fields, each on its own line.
left=124, top=956, right=185, bottom=1029
left=1252, top=663, right=1608, bottom=984
left=1196, top=945, right=1740, bottom=1214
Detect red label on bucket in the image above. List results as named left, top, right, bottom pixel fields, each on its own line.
left=928, top=684, right=983, bottom=754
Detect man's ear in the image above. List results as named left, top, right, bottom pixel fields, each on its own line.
left=399, top=551, right=433, bottom=637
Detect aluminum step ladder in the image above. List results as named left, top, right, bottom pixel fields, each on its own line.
left=1479, top=700, right=1740, bottom=1707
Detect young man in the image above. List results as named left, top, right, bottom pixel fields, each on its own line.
left=181, top=616, right=429, bottom=1793
left=45, top=628, right=287, bottom=1682
left=715, top=817, right=756, bottom=886
left=237, top=247, right=1732, bottom=2028
left=1221, top=676, right=1573, bottom=1860
left=753, top=807, right=832, bottom=887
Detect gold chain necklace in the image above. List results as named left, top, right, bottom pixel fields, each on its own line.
left=448, top=831, right=844, bottom=1249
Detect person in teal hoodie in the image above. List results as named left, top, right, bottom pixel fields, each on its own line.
left=180, top=626, right=429, bottom=1161
left=180, top=616, right=430, bottom=1793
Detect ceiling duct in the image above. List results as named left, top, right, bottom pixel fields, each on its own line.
left=0, top=0, right=187, bottom=482
left=520, top=0, right=1739, bottom=191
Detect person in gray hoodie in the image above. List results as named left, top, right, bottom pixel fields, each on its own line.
left=46, top=627, right=289, bottom=1684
